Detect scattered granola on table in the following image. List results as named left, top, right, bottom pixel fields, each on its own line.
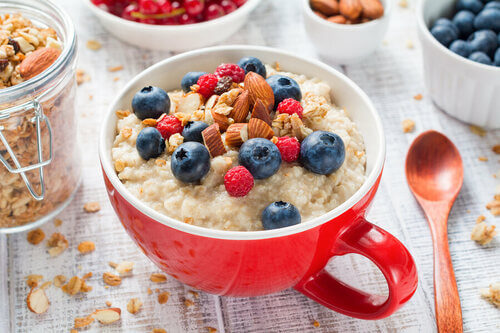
left=46, top=232, right=68, bottom=256
left=26, top=228, right=45, bottom=245
left=83, top=201, right=101, bottom=213
left=480, top=282, right=500, bottom=307
left=471, top=216, right=497, bottom=245
left=402, top=119, right=415, bottom=133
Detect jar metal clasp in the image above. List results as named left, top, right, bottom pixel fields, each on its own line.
left=0, top=99, right=52, bottom=201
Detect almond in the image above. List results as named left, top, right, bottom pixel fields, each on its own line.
left=230, top=90, right=250, bottom=123
left=310, top=0, right=339, bottom=15
left=26, top=288, right=49, bottom=314
left=248, top=118, right=274, bottom=140
left=360, top=0, right=384, bottom=19
left=314, top=10, right=327, bottom=19
left=93, top=308, right=121, bottom=325
left=19, top=47, right=61, bottom=80
left=339, top=0, right=362, bottom=19
left=177, top=92, right=203, bottom=114
left=244, top=72, right=275, bottom=112
left=211, top=109, right=230, bottom=132
left=225, top=123, right=248, bottom=147
left=251, top=99, right=272, bottom=125
left=202, top=124, right=226, bottom=157
left=327, top=15, right=347, bottom=23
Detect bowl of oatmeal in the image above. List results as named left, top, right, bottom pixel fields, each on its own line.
left=99, top=45, right=417, bottom=319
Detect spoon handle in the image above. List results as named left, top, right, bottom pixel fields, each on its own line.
left=429, top=212, right=463, bottom=333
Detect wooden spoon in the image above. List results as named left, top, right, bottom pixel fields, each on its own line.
left=405, top=130, right=463, bottom=333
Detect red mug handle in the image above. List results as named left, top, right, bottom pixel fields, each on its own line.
left=294, top=217, right=418, bottom=320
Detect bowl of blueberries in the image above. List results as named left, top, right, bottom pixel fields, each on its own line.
left=417, top=0, right=500, bottom=129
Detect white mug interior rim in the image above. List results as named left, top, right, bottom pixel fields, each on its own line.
left=99, top=45, right=386, bottom=241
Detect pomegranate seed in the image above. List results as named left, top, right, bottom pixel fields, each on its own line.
left=220, top=0, right=237, bottom=13
left=184, top=0, right=205, bottom=16
left=204, top=4, right=224, bottom=20
left=157, top=0, right=172, bottom=13
left=139, top=0, right=160, bottom=15
left=233, top=0, right=246, bottom=6
left=171, top=0, right=182, bottom=10
left=121, top=3, right=139, bottom=21
left=97, top=4, right=111, bottom=12
left=179, top=13, right=197, bottom=24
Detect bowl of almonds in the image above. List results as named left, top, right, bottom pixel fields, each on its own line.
left=303, top=0, right=391, bottom=63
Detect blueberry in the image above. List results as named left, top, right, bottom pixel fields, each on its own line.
left=237, top=57, right=267, bottom=78
left=498, top=31, right=500, bottom=44
left=171, top=142, right=211, bottom=183
left=431, top=24, right=459, bottom=47
left=261, top=201, right=301, bottom=230
left=300, top=131, right=345, bottom=175
left=181, top=71, right=207, bottom=93
left=182, top=121, right=209, bottom=143
left=456, top=0, right=484, bottom=14
left=238, top=138, right=281, bottom=180
left=468, top=51, right=493, bottom=64
left=449, top=40, right=473, bottom=57
left=434, top=18, right=460, bottom=36
left=474, top=8, right=500, bottom=32
left=468, top=29, right=498, bottom=55
left=136, top=127, right=166, bottom=160
left=494, top=48, right=500, bottom=65
left=266, top=75, right=302, bottom=109
left=132, top=86, right=170, bottom=120
left=485, top=1, right=500, bottom=10
left=452, top=10, right=476, bottom=37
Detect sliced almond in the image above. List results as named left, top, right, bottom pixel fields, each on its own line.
left=251, top=99, right=272, bottom=125
left=202, top=124, right=227, bottom=157
left=211, top=109, right=230, bottom=132
left=248, top=118, right=274, bottom=140
left=230, top=90, right=250, bottom=123
left=26, top=288, right=49, bottom=314
left=244, top=72, right=275, bottom=112
left=178, top=92, right=203, bottom=114
left=93, top=308, right=121, bottom=325
left=205, top=94, right=219, bottom=110
left=225, top=123, right=248, bottom=147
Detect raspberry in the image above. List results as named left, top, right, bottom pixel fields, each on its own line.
left=224, top=166, right=254, bottom=197
left=156, top=115, right=183, bottom=139
left=196, top=73, right=218, bottom=98
left=214, top=63, right=245, bottom=83
left=277, top=98, right=303, bottom=119
left=275, top=136, right=300, bottom=163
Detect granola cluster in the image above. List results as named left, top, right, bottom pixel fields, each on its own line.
left=0, top=13, right=62, bottom=88
left=0, top=13, right=79, bottom=228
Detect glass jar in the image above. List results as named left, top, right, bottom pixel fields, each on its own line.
left=0, top=0, right=80, bottom=232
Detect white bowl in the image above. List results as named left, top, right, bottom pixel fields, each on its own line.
left=83, top=0, right=261, bottom=51
left=417, top=0, right=500, bottom=129
left=302, top=0, right=392, bottom=64
left=99, top=45, right=385, bottom=239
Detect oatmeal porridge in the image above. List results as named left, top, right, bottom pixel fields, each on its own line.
left=112, top=60, right=366, bottom=231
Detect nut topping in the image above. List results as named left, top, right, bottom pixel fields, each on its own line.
left=244, top=72, right=275, bottom=112
left=202, top=124, right=227, bottom=157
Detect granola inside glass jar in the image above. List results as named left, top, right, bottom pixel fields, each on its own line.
left=0, top=0, right=80, bottom=232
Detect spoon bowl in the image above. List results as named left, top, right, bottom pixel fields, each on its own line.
left=406, top=130, right=463, bottom=202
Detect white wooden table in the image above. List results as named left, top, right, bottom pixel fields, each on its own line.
left=1, top=0, right=500, bottom=332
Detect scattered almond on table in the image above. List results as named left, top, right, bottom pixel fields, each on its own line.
left=26, top=287, right=49, bottom=314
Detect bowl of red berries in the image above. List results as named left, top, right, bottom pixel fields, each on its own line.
left=84, top=0, right=260, bottom=51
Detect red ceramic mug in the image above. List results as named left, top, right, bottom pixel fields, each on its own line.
left=99, top=46, right=418, bottom=320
